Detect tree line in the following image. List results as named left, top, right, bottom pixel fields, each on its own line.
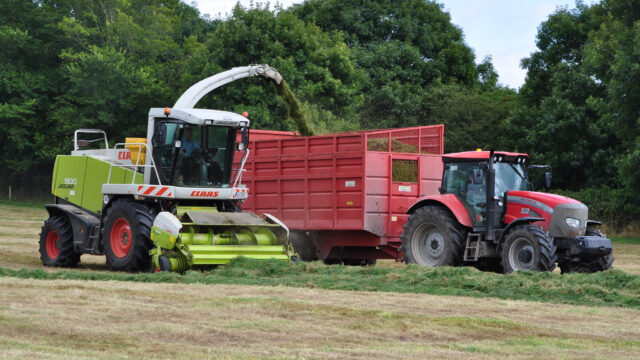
left=1, top=0, right=638, bottom=229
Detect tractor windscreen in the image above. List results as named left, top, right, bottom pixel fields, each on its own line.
left=494, top=162, right=528, bottom=197
left=152, top=121, right=236, bottom=187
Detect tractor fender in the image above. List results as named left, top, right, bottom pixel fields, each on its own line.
left=406, top=194, right=473, bottom=228
left=45, top=204, right=101, bottom=254
left=497, top=217, right=545, bottom=245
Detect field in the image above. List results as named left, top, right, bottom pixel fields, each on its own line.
left=0, top=201, right=639, bottom=359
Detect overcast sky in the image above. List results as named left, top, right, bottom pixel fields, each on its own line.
left=188, top=0, right=597, bottom=89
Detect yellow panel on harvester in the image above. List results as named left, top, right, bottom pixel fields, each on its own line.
left=125, top=138, right=147, bottom=165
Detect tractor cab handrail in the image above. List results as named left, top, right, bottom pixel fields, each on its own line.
left=107, top=142, right=162, bottom=185
left=74, top=129, right=109, bottom=151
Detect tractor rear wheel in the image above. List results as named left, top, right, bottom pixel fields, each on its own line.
left=501, top=225, right=557, bottom=273
left=400, top=206, right=465, bottom=267
left=39, top=216, right=80, bottom=267
left=559, top=228, right=614, bottom=273
left=103, top=199, right=156, bottom=272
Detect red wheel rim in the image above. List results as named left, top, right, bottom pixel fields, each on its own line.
left=110, top=218, right=132, bottom=258
left=46, top=230, right=59, bottom=259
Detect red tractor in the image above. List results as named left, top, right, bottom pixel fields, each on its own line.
left=401, top=150, right=614, bottom=273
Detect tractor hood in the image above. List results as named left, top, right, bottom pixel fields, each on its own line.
left=506, top=190, right=588, bottom=237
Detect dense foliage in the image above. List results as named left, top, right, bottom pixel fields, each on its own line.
left=0, top=0, right=638, bottom=228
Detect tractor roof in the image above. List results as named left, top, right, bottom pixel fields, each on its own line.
left=443, top=151, right=529, bottom=161
left=148, top=108, right=250, bottom=128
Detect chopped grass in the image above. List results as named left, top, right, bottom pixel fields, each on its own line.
left=1, top=258, right=638, bottom=308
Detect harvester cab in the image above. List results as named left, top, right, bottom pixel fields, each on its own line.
left=40, top=65, right=294, bottom=272
left=402, top=150, right=614, bottom=273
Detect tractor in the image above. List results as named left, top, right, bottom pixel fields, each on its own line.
left=400, top=150, right=614, bottom=273
left=39, top=65, right=295, bottom=272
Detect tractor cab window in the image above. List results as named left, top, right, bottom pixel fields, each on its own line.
left=442, top=162, right=486, bottom=208
left=152, top=120, right=235, bottom=187
left=494, top=162, right=528, bottom=198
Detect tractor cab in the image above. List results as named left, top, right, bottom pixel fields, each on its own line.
left=441, top=151, right=531, bottom=228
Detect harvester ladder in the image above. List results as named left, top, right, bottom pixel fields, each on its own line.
left=464, top=233, right=482, bottom=262
left=84, top=224, right=102, bottom=255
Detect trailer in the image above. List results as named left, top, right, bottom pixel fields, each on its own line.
left=235, top=125, right=444, bottom=264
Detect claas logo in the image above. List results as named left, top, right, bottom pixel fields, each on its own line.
left=190, top=191, right=219, bottom=197
left=118, top=151, right=131, bottom=160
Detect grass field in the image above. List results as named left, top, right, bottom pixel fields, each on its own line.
left=0, top=201, right=639, bottom=359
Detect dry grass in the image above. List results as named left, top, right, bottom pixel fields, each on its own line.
left=0, top=277, right=639, bottom=359
left=1, top=202, right=639, bottom=359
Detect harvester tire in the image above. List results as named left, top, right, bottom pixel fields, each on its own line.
left=501, top=225, right=557, bottom=273
left=559, top=228, right=614, bottom=273
left=39, top=216, right=80, bottom=267
left=103, top=199, right=156, bottom=272
left=400, top=206, right=465, bottom=267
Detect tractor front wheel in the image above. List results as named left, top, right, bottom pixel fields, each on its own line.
left=400, top=206, right=465, bottom=267
left=501, top=225, right=557, bottom=273
left=39, top=215, right=80, bottom=267
left=103, top=199, right=156, bottom=272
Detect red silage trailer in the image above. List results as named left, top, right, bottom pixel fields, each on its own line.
left=236, top=125, right=445, bottom=263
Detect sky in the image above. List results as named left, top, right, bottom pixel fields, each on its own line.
left=188, top=0, right=598, bottom=89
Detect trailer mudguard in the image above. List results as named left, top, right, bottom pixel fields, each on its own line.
left=406, top=194, right=473, bottom=228
left=45, top=204, right=101, bottom=254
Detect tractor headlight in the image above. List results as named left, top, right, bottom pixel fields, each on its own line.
left=565, top=217, right=580, bottom=228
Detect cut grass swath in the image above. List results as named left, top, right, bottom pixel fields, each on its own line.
left=1, top=257, right=638, bottom=308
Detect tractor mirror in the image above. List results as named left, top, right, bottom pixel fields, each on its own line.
left=472, top=169, right=484, bottom=185
left=544, top=171, right=552, bottom=189
left=238, top=127, right=249, bottom=150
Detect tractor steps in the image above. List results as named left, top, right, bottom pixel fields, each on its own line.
left=464, top=233, right=482, bottom=262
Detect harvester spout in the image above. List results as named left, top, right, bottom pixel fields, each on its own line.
left=173, top=64, right=283, bottom=109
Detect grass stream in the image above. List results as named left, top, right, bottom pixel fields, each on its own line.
left=1, top=258, right=638, bottom=309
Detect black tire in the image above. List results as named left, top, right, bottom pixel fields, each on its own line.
left=39, top=216, right=80, bottom=267
left=501, top=225, right=557, bottom=273
left=343, top=258, right=377, bottom=266
left=559, top=228, right=614, bottom=274
left=289, top=231, right=318, bottom=261
left=322, top=259, right=341, bottom=265
left=103, top=199, right=156, bottom=272
left=400, top=206, right=465, bottom=267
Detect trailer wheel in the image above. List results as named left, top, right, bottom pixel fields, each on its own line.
left=103, top=199, right=156, bottom=272
left=39, top=216, right=80, bottom=267
left=400, top=206, right=465, bottom=267
left=559, top=228, right=614, bottom=273
left=501, top=225, right=557, bottom=273
left=289, top=231, right=318, bottom=261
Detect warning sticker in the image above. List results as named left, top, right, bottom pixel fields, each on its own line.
left=345, top=180, right=356, bottom=187
left=398, top=185, right=412, bottom=192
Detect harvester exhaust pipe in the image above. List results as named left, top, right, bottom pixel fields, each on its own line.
left=486, top=149, right=496, bottom=241
left=173, top=64, right=283, bottom=109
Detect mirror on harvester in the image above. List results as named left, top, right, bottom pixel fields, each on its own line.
left=238, top=127, right=249, bottom=151
left=473, top=168, right=484, bottom=185
left=545, top=171, right=552, bottom=189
